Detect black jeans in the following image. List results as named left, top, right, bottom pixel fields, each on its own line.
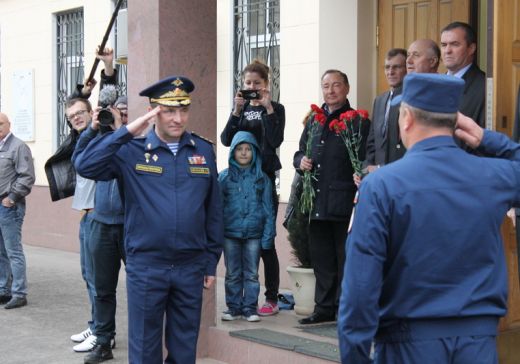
left=308, top=220, right=349, bottom=315
left=261, top=172, right=280, bottom=303
left=89, top=220, right=125, bottom=346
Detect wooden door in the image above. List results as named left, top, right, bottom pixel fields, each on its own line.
left=495, top=0, right=520, bottom=331
left=377, top=0, right=469, bottom=93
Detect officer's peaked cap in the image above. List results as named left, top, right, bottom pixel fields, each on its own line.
left=391, top=73, right=465, bottom=113
left=139, top=76, right=195, bottom=107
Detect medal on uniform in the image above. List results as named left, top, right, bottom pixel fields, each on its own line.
left=144, top=153, right=151, bottom=163
left=152, top=154, right=158, bottom=162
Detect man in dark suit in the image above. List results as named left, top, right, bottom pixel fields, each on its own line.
left=441, top=21, right=486, bottom=127
left=363, top=49, right=407, bottom=175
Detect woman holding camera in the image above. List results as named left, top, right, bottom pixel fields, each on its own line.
left=220, top=60, right=285, bottom=317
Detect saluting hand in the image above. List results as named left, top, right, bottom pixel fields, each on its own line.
left=454, top=112, right=483, bottom=149
left=126, top=106, right=161, bottom=137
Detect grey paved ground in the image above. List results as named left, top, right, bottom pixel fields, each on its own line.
left=1, top=245, right=128, bottom=364
left=1, top=245, right=224, bottom=364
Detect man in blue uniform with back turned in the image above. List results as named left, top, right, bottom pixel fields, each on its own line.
left=74, top=76, right=223, bottom=364
left=338, top=73, right=520, bottom=364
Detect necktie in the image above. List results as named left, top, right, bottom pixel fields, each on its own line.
left=381, top=91, right=393, bottom=138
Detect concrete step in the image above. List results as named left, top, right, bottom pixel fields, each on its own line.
left=197, top=358, right=229, bottom=364
left=207, top=325, right=339, bottom=364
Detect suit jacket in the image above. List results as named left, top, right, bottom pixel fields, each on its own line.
left=460, top=63, right=486, bottom=128
left=364, top=86, right=405, bottom=167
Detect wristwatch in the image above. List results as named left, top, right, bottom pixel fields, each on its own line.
left=7, top=198, right=15, bottom=205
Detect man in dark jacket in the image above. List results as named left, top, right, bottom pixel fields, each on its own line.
left=441, top=21, right=486, bottom=127
left=293, top=69, right=369, bottom=324
left=72, top=95, right=127, bottom=363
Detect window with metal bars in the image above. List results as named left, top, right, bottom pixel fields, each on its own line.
left=233, top=0, right=280, bottom=102
left=56, top=8, right=84, bottom=146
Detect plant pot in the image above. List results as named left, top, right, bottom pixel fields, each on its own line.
left=286, top=266, right=316, bottom=316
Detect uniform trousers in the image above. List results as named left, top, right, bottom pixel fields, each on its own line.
left=309, top=219, right=349, bottom=315
left=126, top=260, right=205, bottom=364
left=374, top=335, right=497, bottom=363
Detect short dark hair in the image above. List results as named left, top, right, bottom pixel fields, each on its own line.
left=386, top=48, right=407, bottom=60
left=441, top=21, right=477, bottom=46
left=402, top=102, right=457, bottom=129
left=243, top=59, right=270, bottom=82
left=321, top=69, right=349, bottom=86
left=65, top=98, right=92, bottom=112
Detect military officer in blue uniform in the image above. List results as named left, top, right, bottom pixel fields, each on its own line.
left=74, top=76, right=223, bottom=364
left=338, top=73, right=520, bottom=364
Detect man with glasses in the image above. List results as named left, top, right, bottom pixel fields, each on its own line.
left=357, top=48, right=407, bottom=185
left=44, top=48, right=118, bottom=355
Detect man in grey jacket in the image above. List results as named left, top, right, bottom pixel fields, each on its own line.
left=0, top=113, right=35, bottom=309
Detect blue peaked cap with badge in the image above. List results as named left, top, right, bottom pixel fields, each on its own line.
left=139, top=76, right=195, bottom=107
left=391, top=73, right=465, bottom=113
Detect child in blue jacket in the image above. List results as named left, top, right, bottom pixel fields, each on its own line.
left=219, top=131, right=275, bottom=322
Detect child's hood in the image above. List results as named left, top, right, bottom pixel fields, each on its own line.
left=228, top=131, right=263, bottom=179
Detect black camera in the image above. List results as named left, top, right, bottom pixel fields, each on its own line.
left=240, top=89, right=261, bottom=100
left=98, top=85, right=118, bottom=126
left=98, top=108, right=114, bottom=126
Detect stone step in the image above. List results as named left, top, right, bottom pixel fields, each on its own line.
left=206, top=326, right=339, bottom=364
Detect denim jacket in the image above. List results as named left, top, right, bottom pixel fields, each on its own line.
left=72, top=126, right=124, bottom=225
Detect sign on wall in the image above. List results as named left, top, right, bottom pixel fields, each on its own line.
left=11, top=69, right=34, bottom=141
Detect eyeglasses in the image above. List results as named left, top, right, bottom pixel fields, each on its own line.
left=66, top=109, right=88, bottom=121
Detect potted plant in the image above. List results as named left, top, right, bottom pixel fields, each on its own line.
left=284, top=172, right=316, bottom=316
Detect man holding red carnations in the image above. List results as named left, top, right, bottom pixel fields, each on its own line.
left=293, top=70, right=370, bottom=325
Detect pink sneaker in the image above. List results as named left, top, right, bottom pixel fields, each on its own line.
left=257, top=301, right=279, bottom=316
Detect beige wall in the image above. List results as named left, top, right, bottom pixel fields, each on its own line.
left=0, top=0, right=114, bottom=187
left=217, top=0, right=377, bottom=202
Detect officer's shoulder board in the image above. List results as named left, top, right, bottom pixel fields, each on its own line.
left=190, top=131, right=215, bottom=145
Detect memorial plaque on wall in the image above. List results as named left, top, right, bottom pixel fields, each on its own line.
left=12, top=69, right=34, bottom=141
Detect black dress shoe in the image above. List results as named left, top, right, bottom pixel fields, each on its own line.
left=0, top=294, right=12, bottom=305
left=298, top=312, right=335, bottom=325
left=84, top=344, right=113, bottom=364
left=4, top=296, right=27, bottom=309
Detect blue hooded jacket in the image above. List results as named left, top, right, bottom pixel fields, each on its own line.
left=218, top=131, right=275, bottom=249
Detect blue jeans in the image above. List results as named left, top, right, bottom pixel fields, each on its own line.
left=0, top=203, right=27, bottom=298
left=80, top=211, right=96, bottom=330
left=89, top=220, right=125, bottom=346
left=223, top=238, right=261, bottom=314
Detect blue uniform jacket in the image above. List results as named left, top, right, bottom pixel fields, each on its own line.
left=218, top=131, right=275, bottom=249
left=72, top=126, right=124, bottom=225
left=338, top=131, right=520, bottom=363
left=74, top=126, right=223, bottom=275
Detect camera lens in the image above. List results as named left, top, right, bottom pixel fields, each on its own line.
left=98, top=108, right=114, bottom=126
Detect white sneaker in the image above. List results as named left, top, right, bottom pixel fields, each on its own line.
left=245, top=313, right=260, bottom=322
left=73, top=335, right=97, bottom=352
left=221, top=310, right=241, bottom=321
left=70, top=327, right=92, bottom=343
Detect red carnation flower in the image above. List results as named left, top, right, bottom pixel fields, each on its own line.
left=311, top=104, right=324, bottom=114
left=358, top=109, right=369, bottom=119
left=315, top=113, right=327, bottom=126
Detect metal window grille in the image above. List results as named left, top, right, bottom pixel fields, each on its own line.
left=115, top=0, right=127, bottom=96
left=233, top=0, right=280, bottom=102
left=56, top=8, right=84, bottom=145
